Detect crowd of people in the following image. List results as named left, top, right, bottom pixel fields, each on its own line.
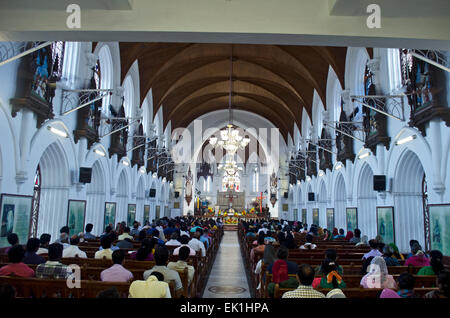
left=241, top=219, right=449, bottom=299
left=0, top=216, right=223, bottom=298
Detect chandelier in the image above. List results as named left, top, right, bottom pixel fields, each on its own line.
left=209, top=125, right=250, bottom=155
left=218, top=158, right=243, bottom=175
left=208, top=47, right=250, bottom=155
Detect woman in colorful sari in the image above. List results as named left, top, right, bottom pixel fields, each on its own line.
left=344, top=231, right=354, bottom=241
left=360, top=256, right=397, bottom=289
left=318, top=258, right=347, bottom=289
left=417, top=250, right=444, bottom=276
left=389, top=243, right=405, bottom=261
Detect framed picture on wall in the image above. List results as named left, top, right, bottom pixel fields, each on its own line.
left=174, top=202, right=180, bottom=209
left=326, top=208, right=335, bottom=231
left=143, top=205, right=150, bottom=225
left=313, top=208, right=319, bottom=226
left=0, top=194, right=33, bottom=247
left=282, top=204, right=289, bottom=212
left=428, top=204, right=450, bottom=257
left=302, top=208, right=307, bottom=224
left=104, top=202, right=116, bottom=231
left=346, top=207, right=358, bottom=233
left=67, top=200, right=86, bottom=237
left=293, top=209, right=298, bottom=221
left=127, top=204, right=136, bottom=226
left=376, top=206, right=395, bottom=244
left=155, top=206, right=160, bottom=220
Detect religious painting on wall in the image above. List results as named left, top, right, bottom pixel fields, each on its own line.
left=174, top=202, right=180, bottom=209
left=0, top=194, right=32, bottom=247
left=326, top=208, right=335, bottom=231
left=312, top=208, right=319, bottom=226
left=293, top=209, right=298, bottom=221
left=127, top=204, right=136, bottom=226
left=302, top=209, right=307, bottom=225
left=346, top=207, right=358, bottom=233
left=104, top=202, right=116, bottom=230
left=143, top=205, right=150, bottom=226
left=282, top=204, right=288, bottom=212
left=155, top=206, right=161, bottom=220
left=67, top=200, right=86, bottom=237
left=428, top=204, right=450, bottom=257
left=377, top=207, right=395, bottom=244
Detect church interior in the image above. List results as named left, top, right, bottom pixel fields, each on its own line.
left=0, top=0, right=449, bottom=301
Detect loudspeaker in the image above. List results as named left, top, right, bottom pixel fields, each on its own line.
left=149, top=189, right=156, bottom=197
left=373, top=175, right=386, bottom=191
left=308, top=192, right=315, bottom=201
left=79, top=167, right=92, bottom=184
left=174, top=191, right=180, bottom=198
left=284, top=192, right=289, bottom=199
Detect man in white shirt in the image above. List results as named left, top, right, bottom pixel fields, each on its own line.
left=36, top=233, right=51, bottom=255
left=63, top=235, right=87, bottom=258
left=257, top=224, right=268, bottom=235
left=165, top=232, right=182, bottom=247
left=118, top=227, right=134, bottom=241
left=188, top=230, right=206, bottom=257
left=173, top=235, right=196, bottom=256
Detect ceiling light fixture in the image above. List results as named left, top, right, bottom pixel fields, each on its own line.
left=94, top=149, right=106, bottom=157
left=358, top=152, right=370, bottom=159
left=208, top=48, right=250, bottom=155
left=319, top=171, right=324, bottom=177
left=48, top=125, right=68, bottom=138
left=396, top=135, right=417, bottom=145
left=335, top=163, right=343, bottom=170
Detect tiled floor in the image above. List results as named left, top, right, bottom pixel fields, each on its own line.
left=202, top=231, right=251, bottom=298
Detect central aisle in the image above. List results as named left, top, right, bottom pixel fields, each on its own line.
left=202, top=230, right=251, bottom=298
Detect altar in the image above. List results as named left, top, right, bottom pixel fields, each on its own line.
left=216, top=189, right=245, bottom=212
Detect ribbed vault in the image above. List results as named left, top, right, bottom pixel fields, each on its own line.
left=116, top=43, right=352, bottom=140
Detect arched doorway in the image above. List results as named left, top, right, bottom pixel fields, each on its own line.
left=357, top=164, right=377, bottom=240
left=116, top=170, right=129, bottom=225
left=37, top=142, right=70, bottom=242
left=86, top=161, right=105, bottom=235
left=334, top=173, right=346, bottom=230
left=394, top=150, right=426, bottom=252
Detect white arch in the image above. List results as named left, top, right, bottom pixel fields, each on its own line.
left=0, top=100, right=18, bottom=193
left=318, top=179, right=327, bottom=228
left=116, top=169, right=130, bottom=224
left=333, top=172, right=347, bottom=230
left=357, top=163, right=377, bottom=240
left=393, top=149, right=426, bottom=252
left=86, top=160, right=106, bottom=235
left=37, top=141, right=70, bottom=243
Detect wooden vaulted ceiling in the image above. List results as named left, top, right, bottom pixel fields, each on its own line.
left=117, top=43, right=350, bottom=140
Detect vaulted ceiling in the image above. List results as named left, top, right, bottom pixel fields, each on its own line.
left=116, top=43, right=353, bottom=140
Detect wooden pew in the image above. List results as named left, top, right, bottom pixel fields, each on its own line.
left=273, top=285, right=439, bottom=298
